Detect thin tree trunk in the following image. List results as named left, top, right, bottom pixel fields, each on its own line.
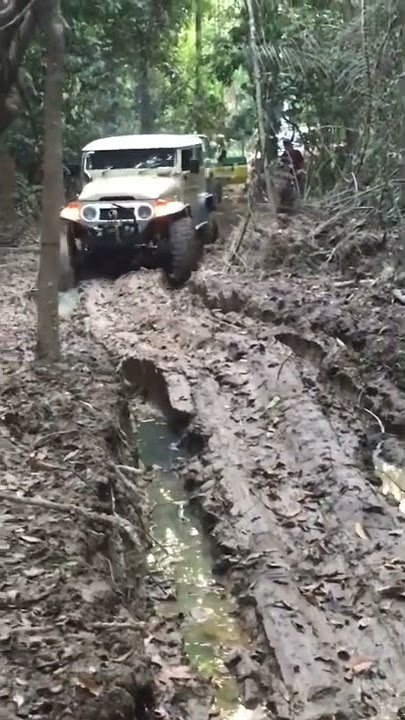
left=139, top=53, right=153, bottom=133
left=397, top=0, right=405, bottom=269
left=0, top=140, right=16, bottom=246
left=245, top=0, right=275, bottom=214
left=195, top=0, right=202, bottom=132
left=399, top=0, right=405, bottom=212
left=36, top=0, right=65, bottom=362
left=0, top=2, right=38, bottom=136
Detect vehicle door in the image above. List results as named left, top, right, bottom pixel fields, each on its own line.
left=181, top=146, right=203, bottom=207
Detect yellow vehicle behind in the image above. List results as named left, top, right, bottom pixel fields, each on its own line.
left=211, top=155, right=248, bottom=185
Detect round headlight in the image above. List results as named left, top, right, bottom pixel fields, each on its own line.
left=136, top=204, right=153, bottom=221
left=81, top=204, right=98, bottom=222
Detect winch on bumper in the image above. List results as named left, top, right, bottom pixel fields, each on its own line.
left=62, top=199, right=159, bottom=250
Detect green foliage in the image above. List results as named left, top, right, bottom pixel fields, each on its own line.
left=5, top=0, right=193, bottom=173
left=2, top=0, right=402, bottom=215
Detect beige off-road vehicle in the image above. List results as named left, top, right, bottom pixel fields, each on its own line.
left=60, top=134, right=218, bottom=287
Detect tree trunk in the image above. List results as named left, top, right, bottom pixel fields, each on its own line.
left=396, top=0, right=405, bottom=268
left=245, top=0, right=275, bottom=213
left=0, top=2, right=38, bottom=136
left=139, top=51, right=153, bottom=133
left=399, top=0, right=405, bottom=212
left=0, top=141, right=16, bottom=246
left=36, top=0, right=65, bottom=362
left=194, top=0, right=202, bottom=132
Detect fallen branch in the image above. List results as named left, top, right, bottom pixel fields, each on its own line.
left=0, top=490, right=140, bottom=546
left=29, top=455, right=88, bottom=485
left=117, top=464, right=143, bottom=476
left=225, top=211, right=252, bottom=267
left=7, top=620, right=144, bottom=634
left=277, top=352, right=294, bottom=381
left=362, top=407, right=385, bottom=434
left=34, top=427, right=78, bottom=447
left=112, top=465, right=169, bottom=555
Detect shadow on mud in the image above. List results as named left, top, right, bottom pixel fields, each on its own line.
left=77, top=253, right=148, bottom=283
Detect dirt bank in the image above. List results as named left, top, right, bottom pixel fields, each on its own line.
left=79, top=201, right=405, bottom=719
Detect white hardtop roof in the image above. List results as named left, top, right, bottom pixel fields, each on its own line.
left=82, top=134, right=203, bottom=152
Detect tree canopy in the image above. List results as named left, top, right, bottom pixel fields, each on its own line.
left=0, top=0, right=403, bottom=216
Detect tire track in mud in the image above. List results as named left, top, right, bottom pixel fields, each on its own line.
left=190, top=271, right=405, bottom=435
left=81, top=271, right=405, bottom=720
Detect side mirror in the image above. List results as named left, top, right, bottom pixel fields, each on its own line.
left=189, top=158, right=200, bottom=174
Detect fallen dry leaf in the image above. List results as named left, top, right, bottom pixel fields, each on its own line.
left=352, top=660, right=374, bottom=675
left=50, top=684, right=63, bottom=694
left=12, top=693, right=24, bottom=708
left=24, top=567, right=45, bottom=578
left=0, top=624, right=11, bottom=642
left=112, top=649, right=133, bottom=664
left=29, top=456, right=55, bottom=472
left=20, top=535, right=41, bottom=545
left=378, top=584, right=405, bottom=601
left=158, top=664, right=192, bottom=685
left=267, top=395, right=281, bottom=410
left=349, top=656, right=374, bottom=675
left=150, top=654, right=164, bottom=667
left=76, top=673, right=103, bottom=697
left=354, top=522, right=369, bottom=540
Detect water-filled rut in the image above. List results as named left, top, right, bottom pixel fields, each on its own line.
left=138, top=414, right=254, bottom=719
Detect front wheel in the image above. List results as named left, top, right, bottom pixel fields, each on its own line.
left=66, top=225, right=87, bottom=283
left=164, top=216, right=197, bottom=288
left=214, top=180, right=223, bottom=205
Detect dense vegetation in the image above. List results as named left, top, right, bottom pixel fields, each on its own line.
left=0, top=0, right=403, bottom=209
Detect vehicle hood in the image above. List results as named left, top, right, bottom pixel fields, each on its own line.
left=79, top=174, right=180, bottom=202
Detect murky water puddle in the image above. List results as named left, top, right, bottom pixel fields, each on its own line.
left=58, top=288, right=80, bottom=318
left=373, top=451, right=405, bottom=516
left=138, top=416, right=252, bottom=718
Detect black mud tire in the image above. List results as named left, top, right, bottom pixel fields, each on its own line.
left=164, top=216, right=196, bottom=288
left=205, top=216, right=219, bottom=245
left=58, top=227, right=75, bottom=291
left=66, top=226, right=87, bottom=284
left=206, top=176, right=223, bottom=209
left=206, top=176, right=217, bottom=210
left=214, top=179, right=223, bottom=205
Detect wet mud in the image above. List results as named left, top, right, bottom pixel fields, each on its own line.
left=80, top=228, right=405, bottom=718
left=3, top=197, right=405, bottom=720
left=0, top=256, right=153, bottom=720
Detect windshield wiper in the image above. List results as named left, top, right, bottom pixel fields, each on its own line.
left=102, top=166, right=114, bottom=176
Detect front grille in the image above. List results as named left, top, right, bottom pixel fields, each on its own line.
left=99, top=206, right=135, bottom=221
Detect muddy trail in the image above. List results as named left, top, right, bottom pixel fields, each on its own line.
left=75, top=201, right=405, bottom=718
left=2, top=196, right=405, bottom=720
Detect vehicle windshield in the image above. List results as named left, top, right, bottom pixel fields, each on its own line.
left=84, top=148, right=175, bottom=171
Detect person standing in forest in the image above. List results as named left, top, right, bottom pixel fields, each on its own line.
left=280, top=139, right=305, bottom=195
left=280, top=139, right=304, bottom=173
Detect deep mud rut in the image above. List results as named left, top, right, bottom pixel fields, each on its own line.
left=1, top=198, right=405, bottom=720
